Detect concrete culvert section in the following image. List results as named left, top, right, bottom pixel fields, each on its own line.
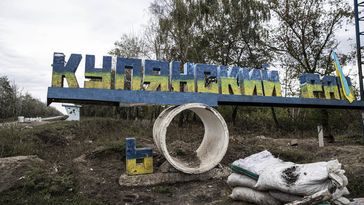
left=153, top=103, right=229, bottom=174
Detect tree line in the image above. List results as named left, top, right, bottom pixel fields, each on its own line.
left=0, top=76, right=61, bottom=121
left=81, top=0, right=358, bottom=134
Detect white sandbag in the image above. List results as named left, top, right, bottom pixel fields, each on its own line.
left=255, top=160, right=344, bottom=196
left=269, top=190, right=303, bottom=203
left=227, top=173, right=257, bottom=188
left=332, top=197, right=351, bottom=205
left=232, top=150, right=284, bottom=175
left=332, top=187, right=350, bottom=200
left=230, top=187, right=281, bottom=205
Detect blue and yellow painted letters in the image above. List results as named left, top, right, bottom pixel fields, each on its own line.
left=240, top=68, right=264, bottom=96
left=52, top=53, right=81, bottom=88
left=143, top=60, right=169, bottom=91
left=115, top=58, right=142, bottom=90
left=195, top=64, right=219, bottom=94
left=170, top=61, right=195, bottom=92
left=321, top=76, right=340, bottom=100
left=219, top=66, right=241, bottom=95
left=84, top=55, right=112, bottom=89
left=51, top=53, right=355, bottom=102
left=261, top=70, right=282, bottom=97
left=300, top=73, right=324, bottom=98
left=125, top=138, right=153, bottom=175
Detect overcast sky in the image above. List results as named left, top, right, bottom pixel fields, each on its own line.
left=0, top=0, right=152, bottom=112
left=0, top=0, right=358, bottom=113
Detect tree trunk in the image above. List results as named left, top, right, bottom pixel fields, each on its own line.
left=320, top=109, right=334, bottom=142
left=271, top=107, right=281, bottom=129
left=232, top=105, right=238, bottom=125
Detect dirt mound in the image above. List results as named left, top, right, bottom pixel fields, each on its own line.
left=168, top=140, right=201, bottom=167
left=0, top=155, right=45, bottom=192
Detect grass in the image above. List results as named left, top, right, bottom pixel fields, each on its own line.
left=0, top=116, right=364, bottom=204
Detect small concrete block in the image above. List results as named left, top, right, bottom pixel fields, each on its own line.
left=125, top=138, right=153, bottom=175
left=126, top=157, right=153, bottom=175
left=290, top=139, right=298, bottom=146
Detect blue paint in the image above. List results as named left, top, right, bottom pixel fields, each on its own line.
left=85, top=55, right=112, bottom=73
left=261, top=70, right=269, bottom=81
left=218, top=66, right=229, bottom=78
left=229, top=67, right=240, bottom=78
left=249, top=69, right=262, bottom=80
left=53, top=53, right=82, bottom=73
left=48, top=87, right=219, bottom=106
left=116, top=57, right=142, bottom=76
left=218, top=66, right=240, bottom=78
left=322, top=76, right=338, bottom=86
left=48, top=87, right=364, bottom=109
left=194, top=64, right=218, bottom=80
left=238, top=68, right=251, bottom=81
left=170, top=61, right=194, bottom=80
left=125, top=138, right=153, bottom=160
left=268, top=71, right=280, bottom=82
left=144, top=60, right=169, bottom=76
left=299, top=73, right=321, bottom=84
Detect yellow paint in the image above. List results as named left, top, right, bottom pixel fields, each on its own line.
left=143, top=76, right=169, bottom=91
left=263, top=81, right=282, bottom=97
left=171, top=79, right=195, bottom=92
left=323, top=85, right=340, bottom=100
left=115, top=74, right=142, bottom=90
left=52, top=72, right=79, bottom=88
left=300, top=84, right=323, bottom=98
left=221, top=78, right=241, bottom=95
left=84, top=72, right=111, bottom=89
left=126, top=157, right=153, bottom=175
left=241, top=80, right=264, bottom=96
left=338, top=86, right=355, bottom=101
left=197, top=80, right=219, bottom=94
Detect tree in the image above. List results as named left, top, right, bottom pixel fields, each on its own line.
left=0, top=76, right=16, bottom=119
left=270, top=0, right=353, bottom=134
left=149, top=0, right=272, bottom=66
left=269, top=0, right=352, bottom=76
left=109, top=34, right=151, bottom=58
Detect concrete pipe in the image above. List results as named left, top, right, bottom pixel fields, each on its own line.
left=153, top=103, right=229, bottom=174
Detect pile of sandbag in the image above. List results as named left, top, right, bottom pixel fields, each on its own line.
left=227, top=150, right=350, bottom=205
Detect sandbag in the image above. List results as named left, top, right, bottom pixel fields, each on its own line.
left=227, top=173, right=257, bottom=188
left=255, top=161, right=334, bottom=195
left=232, top=150, right=284, bottom=175
left=332, top=187, right=350, bottom=200
left=230, top=187, right=281, bottom=205
left=269, top=190, right=303, bottom=203
left=332, top=197, right=351, bottom=205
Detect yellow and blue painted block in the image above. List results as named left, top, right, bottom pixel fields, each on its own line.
left=52, top=53, right=81, bottom=88
left=299, top=73, right=324, bottom=98
left=143, top=60, right=169, bottom=91
left=115, top=57, right=142, bottom=90
left=261, top=70, right=282, bottom=97
left=219, top=66, right=241, bottom=95
left=321, top=76, right=340, bottom=100
left=240, top=68, right=264, bottom=96
left=125, top=138, right=153, bottom=175
left=84, top=55, right=112, bottom=89
left=195, top=64, right=219, bottom=94
left=170, top=62, right=195, bottom=92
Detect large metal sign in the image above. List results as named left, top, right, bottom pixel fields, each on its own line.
left=47, top=52, right=364, bottom=109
